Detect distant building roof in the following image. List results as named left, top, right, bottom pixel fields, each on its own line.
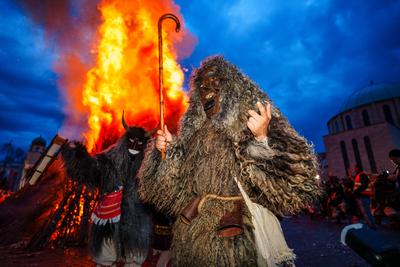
left=31, top=136, right=46, bottom=147
left=340, top=82, right=400, bottom=112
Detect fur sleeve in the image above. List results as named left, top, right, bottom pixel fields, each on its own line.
left=61, top=141, right=115, bottom=192
left=241, top=120, right=321, bottom=216
left=138, top=141, right=193, bottom=216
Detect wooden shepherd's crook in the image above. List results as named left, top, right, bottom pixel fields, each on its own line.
left=158, top=13, right=180, bottom=159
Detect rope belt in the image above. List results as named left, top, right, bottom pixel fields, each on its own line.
left=181, top=194, right=244, bottom=225
left=198, top=194, right=243, bottom=213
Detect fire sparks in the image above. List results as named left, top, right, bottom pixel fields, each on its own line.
left=48, top=178, right=97, bottom=244
left=18, top=0, right=195, bottom=250
left=82, top=0, right=189, bottom=152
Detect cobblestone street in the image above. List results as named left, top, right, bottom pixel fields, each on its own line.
left=1, top=215, right=399, bottom=266
left=282, top=215, right=400, bottom=267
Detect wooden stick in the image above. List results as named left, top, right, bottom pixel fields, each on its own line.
left=158, top=13, right=180, bottom=159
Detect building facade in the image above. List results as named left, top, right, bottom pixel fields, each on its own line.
left=323, top=83, right=400, bottom=178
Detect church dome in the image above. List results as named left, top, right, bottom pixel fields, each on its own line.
left=31, top=136, right=46, bottom=147
left=340, top=82, right=400, bottom=112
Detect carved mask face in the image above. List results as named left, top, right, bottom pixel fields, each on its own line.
left=199, top=66, right=221, bottom=118
left=127, top=137, right=145, bottom=156
left=126, top=128, right=148, bottom=157
left=122, top=113, right=154, bottom=159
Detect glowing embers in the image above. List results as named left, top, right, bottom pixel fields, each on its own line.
left=36, top=178, right=97, bottom=248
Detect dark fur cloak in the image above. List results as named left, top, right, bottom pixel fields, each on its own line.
left=62, top=129, right=151, bottom=260
left=139, top=56, right=320, bottom=266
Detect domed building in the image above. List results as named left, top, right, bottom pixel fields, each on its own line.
left=323, top=82, right=400, bottom=178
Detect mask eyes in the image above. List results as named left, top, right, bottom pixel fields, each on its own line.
left=127, top=137, right=146, bottom=156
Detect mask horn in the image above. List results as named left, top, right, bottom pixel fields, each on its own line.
left=122, top=110, right=129, bottom=130
left=145, top=127, right=158, bottom=138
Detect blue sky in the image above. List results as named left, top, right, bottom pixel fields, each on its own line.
left=0, top=0, right=399, bottom=152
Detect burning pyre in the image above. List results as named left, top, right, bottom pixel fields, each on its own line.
left=19, top=0, right=194, bottom=249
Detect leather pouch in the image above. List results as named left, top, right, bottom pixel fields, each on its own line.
left=180, top=196, right=202, bottom=225
left=217, top=200, right=244, bottom=237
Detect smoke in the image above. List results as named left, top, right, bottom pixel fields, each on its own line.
left=17, top=0, right=99, bottom=139
left=18, top=0, right=196, bottom=141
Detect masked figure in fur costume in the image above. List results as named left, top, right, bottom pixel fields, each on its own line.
left=139, top=56, right=320, bottom=267
left=62, top=116, right=154, bottom=267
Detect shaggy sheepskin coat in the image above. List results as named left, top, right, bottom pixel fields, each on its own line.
left=139, top=56, right=320, bottom=267
left=62, top=128, right=151, bottom=261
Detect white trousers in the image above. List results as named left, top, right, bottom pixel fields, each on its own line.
left=93, top=239, right=146, bottom=267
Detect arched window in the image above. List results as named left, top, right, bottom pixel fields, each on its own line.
left=340, top=141, right=350, bottom=174
left=362, top=110, right=370, bottom=126
left=352, top=139, right=363, bottom=170
left=329, top=123, right=333, bottom=134
left=345, top=115, right=353, bottom=130
left=364, top=136, right=377, bottom=173
left=335, top=121, right=340, bottom=133
left=383, top=104, right=394, bottom=124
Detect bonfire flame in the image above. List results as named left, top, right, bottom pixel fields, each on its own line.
left=23, top=0, right=193, bottom=247
left=83, top=0, right=188, bottom=152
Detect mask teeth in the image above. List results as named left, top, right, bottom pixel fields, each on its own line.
left=128, top=149, right=140, bottom=155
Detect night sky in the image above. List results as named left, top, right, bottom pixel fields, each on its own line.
left=0, top=0, right=399, bottom=153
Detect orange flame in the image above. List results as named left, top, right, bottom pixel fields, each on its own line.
left=82, top=0, right=190, bottom=152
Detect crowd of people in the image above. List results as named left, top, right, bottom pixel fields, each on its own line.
left=310, top=149, right=400, bottom=230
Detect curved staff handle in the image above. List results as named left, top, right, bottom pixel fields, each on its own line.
left=158, top=13, right=180, bottom=159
